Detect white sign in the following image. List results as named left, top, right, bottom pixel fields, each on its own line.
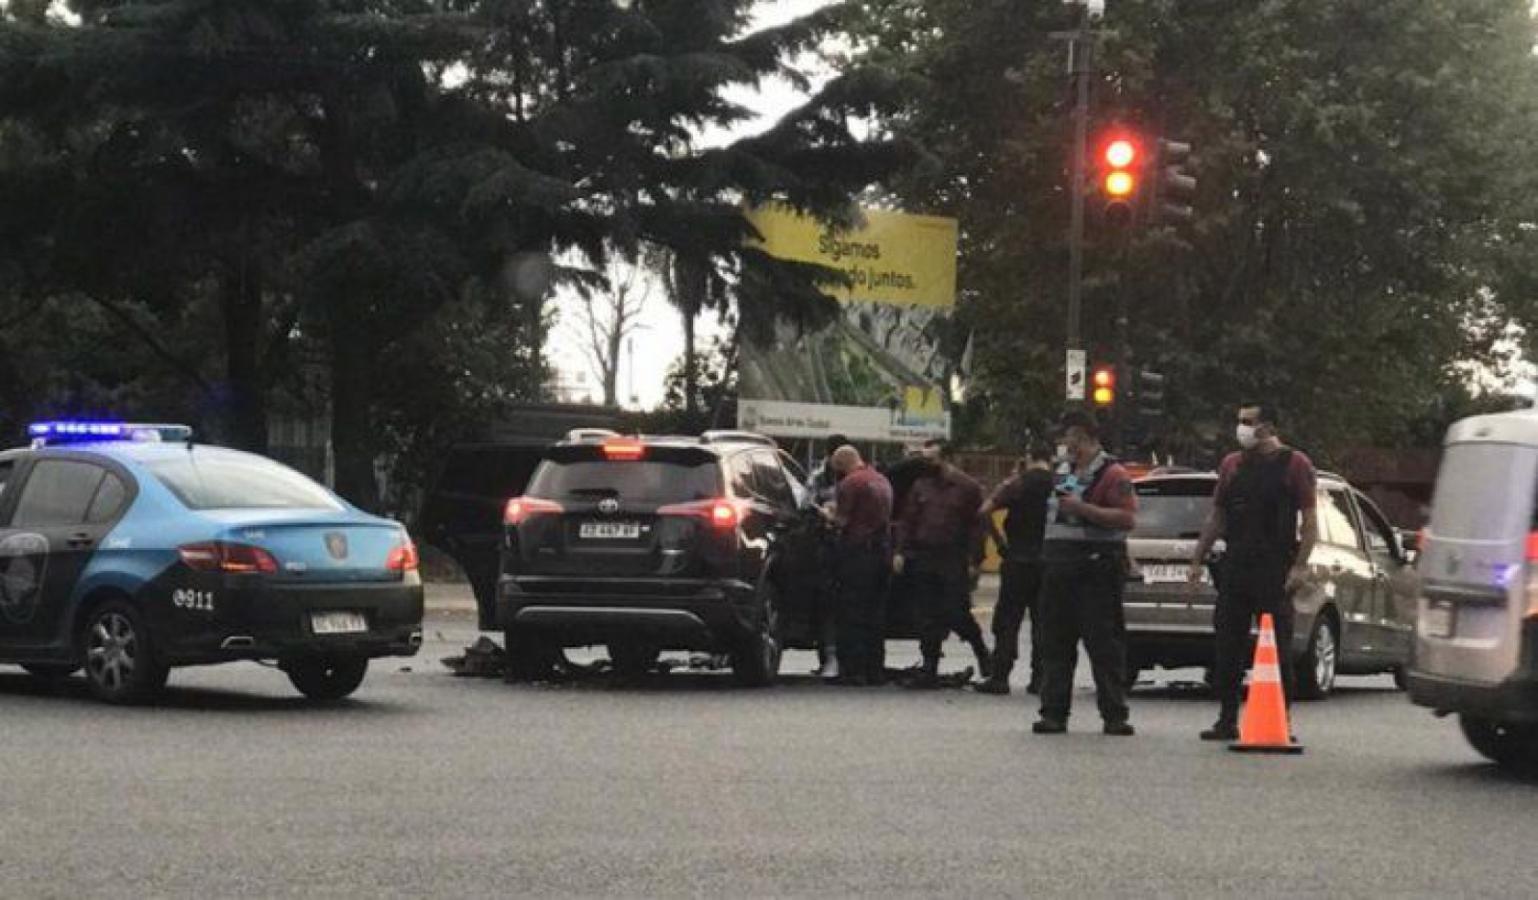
left=1066, top=348, right=1087, bottom=401
left=738, top=399, right=951, bottom=443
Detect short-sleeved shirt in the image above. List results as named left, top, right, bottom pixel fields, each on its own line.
left=835, top=465, right=894, bottom=545
left=990, top=468, right=1053, bottom=561
left=1044, top=453, right=1137, bottom=551
left=1212, top=448, right=1318, bottom=512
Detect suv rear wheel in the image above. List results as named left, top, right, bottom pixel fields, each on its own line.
left=1459, top=715, right=1538, bottom=773
left=1295, top=612, right=1338, bottom=700
left=731, top=582, right=783, bottom=687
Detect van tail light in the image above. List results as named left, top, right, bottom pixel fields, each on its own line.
left=504, top=496, right=564, bottom=526
left=386, top=539, right=420, bottom=572
left=659, top=498, right=743, bottom=531
left=179, top=542, right=278, bottom=574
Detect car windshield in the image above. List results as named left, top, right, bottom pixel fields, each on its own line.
left=147, top=453, right=343, bottom=511
left=1132, top=479, right=1214, bottom=539
left=526, top=460, right=720, bottom=504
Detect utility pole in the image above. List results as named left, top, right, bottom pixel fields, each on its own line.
left=1052, top=3, right=1112, bottom=406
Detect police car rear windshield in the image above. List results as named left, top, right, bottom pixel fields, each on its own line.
left=146, top=454, right=343, bottom=511
left=1132, top=478, right=1214, bottom=539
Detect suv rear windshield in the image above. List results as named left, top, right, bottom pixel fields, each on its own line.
left=147, top=453, right=343, bottom=511
left=1132, top=478, right=1215, bottom=539
left=1429, top=442, right=1538, bottom=540
left=526, top=453, right=721, bottom=504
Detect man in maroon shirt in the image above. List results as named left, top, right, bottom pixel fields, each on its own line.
left=827, top=446, right=894, bottom=685
left=894, top=439, right=992, bottom=688
left=1188, top=402, right=1319, bottom=741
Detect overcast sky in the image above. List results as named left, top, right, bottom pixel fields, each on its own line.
left=545, top=0, right=834, bottom=408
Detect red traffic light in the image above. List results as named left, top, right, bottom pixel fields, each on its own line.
left=1104, top=139, right=1137, bottom=169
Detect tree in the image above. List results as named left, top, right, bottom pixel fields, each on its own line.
left=569, top=254, right=650, bottom=408
left=843, top=0, right=1538, bottom=459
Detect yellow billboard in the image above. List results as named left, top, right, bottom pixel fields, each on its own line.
left=745, top=205, right=958, bottom=309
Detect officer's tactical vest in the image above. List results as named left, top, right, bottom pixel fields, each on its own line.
left=1044, top=452, right=1126, bottom=545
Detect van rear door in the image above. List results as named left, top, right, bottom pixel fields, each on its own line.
left=1417, top=441, right=1538, bottom=686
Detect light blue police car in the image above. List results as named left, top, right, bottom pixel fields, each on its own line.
left=0, top=422, right=423, bottom=703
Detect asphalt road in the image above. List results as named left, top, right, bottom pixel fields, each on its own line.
left=2, top=593, right=1537, bottom=898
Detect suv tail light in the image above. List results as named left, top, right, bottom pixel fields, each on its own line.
left=602, top=439, right=645, bottom=460
left=1527, top=532, right=1538, bottom=619
left=387, top=539, right=420, bottom=572
left=659, top=498, right=742, bottom=531
left=179, top=542, right=279, bottom=574
left=505, top=496, right=564, bottom=526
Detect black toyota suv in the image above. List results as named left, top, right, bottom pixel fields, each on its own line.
left=497, top=431, right=824, bottom=686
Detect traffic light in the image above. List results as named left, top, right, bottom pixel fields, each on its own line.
left=1098, top=135, right=1142, bottom=227
left=1091, top=364, right=1116, bottom=407
left=1134, top=368, right=1166, bottom=417
left=1150, top=139, right=1197, bottom=224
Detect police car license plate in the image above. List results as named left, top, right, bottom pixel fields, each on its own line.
left=1142, top=564, right=1196, bottom=585
left=1421, top=602, right=1455, bottom=639
left=580, top=521, right=641, bottom=540
left=311, top=611, right=368, bottom=635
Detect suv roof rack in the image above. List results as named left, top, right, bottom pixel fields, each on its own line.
left=699, top=430, right=777, bottom=448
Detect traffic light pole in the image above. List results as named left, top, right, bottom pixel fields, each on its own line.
left=1066, top=33, right=1091, bottom=359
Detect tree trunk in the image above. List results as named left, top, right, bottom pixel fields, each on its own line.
left=683, top=307, right=697, bottom=417
left=223, top=266, right=268, bottom=452
left=328, top=299, right=378, bottom=510
left=603, top=325, right=622, bottom=407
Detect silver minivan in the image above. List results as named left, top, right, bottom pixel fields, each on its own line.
left=1408, top=410, right=1538, bottom=770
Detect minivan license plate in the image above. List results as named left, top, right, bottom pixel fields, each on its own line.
left=1421, top=602, right=1455, bottom=639
left=311, top=611, right=368, bottom=635
left=580, top=521, right=641, bottom=540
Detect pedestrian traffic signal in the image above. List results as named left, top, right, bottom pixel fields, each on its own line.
left=1091, top=364, right=1116, bottom=407
left=1098, top=135, right=1142, bottom=227
left=1150, top=139, right=1197, bottom=224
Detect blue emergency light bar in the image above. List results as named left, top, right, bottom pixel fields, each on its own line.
left=28, top=421, right=194, bottom=446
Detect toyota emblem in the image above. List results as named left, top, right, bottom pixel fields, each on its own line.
left=598, top=498, right=621, bottom=515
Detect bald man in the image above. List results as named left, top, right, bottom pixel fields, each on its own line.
left=829, top=446, right=895, bottom=686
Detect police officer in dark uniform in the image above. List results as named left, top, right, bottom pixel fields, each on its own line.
left=1188, top=402, right=1319, bottom=741
left=808, top=433, right=851, bottom=679
left=976, top=442, right=1054, bottom=695
left=1033, top=411, right=1138, bottom=736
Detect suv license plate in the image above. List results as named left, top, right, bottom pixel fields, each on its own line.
left=1421, top=602, right=1455, bottom=639
left=580, top=521, right=641, bottom=540
left=311, top=611, right=368, bottom=635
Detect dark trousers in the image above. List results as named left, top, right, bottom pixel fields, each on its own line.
left=1212, top=553, right=1296, bottom=723
left=834, top=542, right=887, bottom=681
left=909, top=550, right=987, bottom=663
left=1038, top=551, right=1130, bottom=724
left=993, top=557, right=1044, bottom=681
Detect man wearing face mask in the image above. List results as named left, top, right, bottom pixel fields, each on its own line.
left=1187, top=402, right=1319, bottom=742
left=1033, top=411, right=1138, bottom=736
left=894, top=439, right=992, bottom=688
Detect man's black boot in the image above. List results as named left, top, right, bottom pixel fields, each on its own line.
left=971, top=642, right=994, bottom=680
left=1200, top=719, right=1239, bottom=742
left=906, top=658, right=940, bottom=690
left=1031, top=718, right=1067, bottom=734
left=975, top=659, right=1012, bottom=694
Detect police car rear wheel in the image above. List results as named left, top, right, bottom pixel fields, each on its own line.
left=285, top=655, right=369, bottom=702
left=81, top=601, right=169, bottom=705
left=1459, top=715, right=1538, bottom=773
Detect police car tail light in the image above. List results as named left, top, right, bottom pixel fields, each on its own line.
left=178, top=542, right=278, bottom=574
left=386, top=539, right=420, bottom=572
left=658, top=498, right=741, bottom=531
left=504, top=496, right=564, bottom=526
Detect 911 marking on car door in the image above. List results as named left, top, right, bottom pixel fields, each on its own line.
left=172, top=589, right=215, bottom=612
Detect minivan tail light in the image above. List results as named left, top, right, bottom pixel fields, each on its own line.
left=504, top=496, right=564, bottom=526
left=387, top=540, right=420, bottom=572
left=178, top=542, right=278, bottom=574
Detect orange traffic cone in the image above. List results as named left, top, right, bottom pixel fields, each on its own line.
left=1230, top=613, right=1304, bottom=755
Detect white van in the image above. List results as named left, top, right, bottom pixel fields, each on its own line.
left=1408, top=410, right=1538, bottom=770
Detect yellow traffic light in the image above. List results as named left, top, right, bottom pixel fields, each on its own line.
left=1104, top=171, right=1136, bottom=197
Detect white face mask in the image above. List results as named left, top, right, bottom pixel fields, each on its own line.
left=1236, top=424, right=1259, bottom=449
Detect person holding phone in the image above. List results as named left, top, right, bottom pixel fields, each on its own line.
left=1032, top=411, right=1139, bottom=736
